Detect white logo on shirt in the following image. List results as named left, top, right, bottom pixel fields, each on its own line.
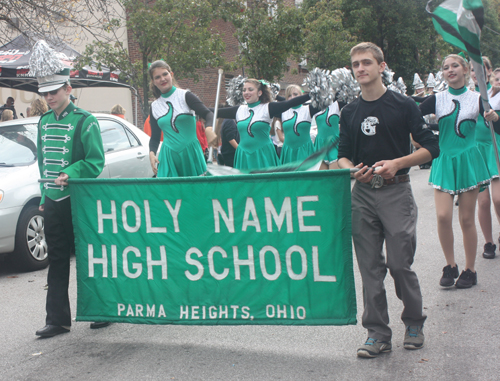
left=361, top=116, right=379, bottom=136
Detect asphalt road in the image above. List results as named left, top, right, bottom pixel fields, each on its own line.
left=1, top=166, right=499, bottom=380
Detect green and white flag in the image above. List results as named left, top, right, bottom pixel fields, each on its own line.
left=426, top=0, right=484, bottom=63
left=71, top=170, right=357, bottom=326
left=426, top=0, right=488, bottom=100
left=427, top=0, right=500, bottom=173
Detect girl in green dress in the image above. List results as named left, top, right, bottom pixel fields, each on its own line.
left=472, top=59, right=500, bottom=259
left=419, top=54, right=500, bottom=289
left=217, top=79, right=310, bottom=171
left=278, top=85, right=317, bottom=165
left=148, top=60, right=214, bottom=178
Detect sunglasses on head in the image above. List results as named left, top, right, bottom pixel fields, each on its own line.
left=39, top=89, right=61, bottom=97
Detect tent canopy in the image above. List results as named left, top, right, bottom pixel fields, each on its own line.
left=0, top=35, right=130, bottom=93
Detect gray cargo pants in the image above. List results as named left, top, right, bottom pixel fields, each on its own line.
left=351, top=180, right=427, bottom=341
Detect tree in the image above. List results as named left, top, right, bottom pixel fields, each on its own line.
left=77, top=0, right=238, bottom=119
left=299, top=0, right=356, bottom=70
left=0, top=0, right=121, bottom=45
left=230, top=0, right=305, bottom=81
left=340, top=0, right=448, bottom=89
left=479, top=0, right=500, bottom=67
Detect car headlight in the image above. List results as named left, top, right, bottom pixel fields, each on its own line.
left=0, top=190, right=3, bottom=204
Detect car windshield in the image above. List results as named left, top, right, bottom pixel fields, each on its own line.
left=0, top=123, right=38, bottom=166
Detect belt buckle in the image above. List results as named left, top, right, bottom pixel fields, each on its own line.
left=371, top=174, right=384, bottom=188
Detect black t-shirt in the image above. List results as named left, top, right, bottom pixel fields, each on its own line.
left=338, top=90, right=439, bottom=175
left=220, top=119, right=239, bottom=156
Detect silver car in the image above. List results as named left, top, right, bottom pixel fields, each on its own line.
left=0, top=114, right=154, bottom=271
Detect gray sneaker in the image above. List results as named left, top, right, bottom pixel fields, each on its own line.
left=357, top=337, right=392, bottom=358
left=404, top=325, right=424, bottom=350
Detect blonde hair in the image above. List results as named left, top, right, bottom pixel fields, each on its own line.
left=1, top=109, right=13, bottom=121
left=285, top=84, right=302, bottom=100
left=350, top=42, right=384, bottom=64
left=245, top=79, right=272, bottom=104
left=111, top=104, right=126, bottom=115
left=148, top=60, right=179, bottom=99
left=30, top=99, right=48, bottom=117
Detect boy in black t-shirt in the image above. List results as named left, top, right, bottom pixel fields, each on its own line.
left=338, top=42, right=439, bottom=358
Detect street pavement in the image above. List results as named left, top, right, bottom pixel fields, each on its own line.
left=1, top=166, right=499, bottom=380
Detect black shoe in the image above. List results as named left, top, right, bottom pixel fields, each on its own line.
left=36, top=325, right=70, bottom=337
left=90, top=322, right=111, bottom=329
left=440, top=264, right=459, bottom=287
left=483, top=242, right=496, bottom=259
left=455, top=269, right=477, bottom=288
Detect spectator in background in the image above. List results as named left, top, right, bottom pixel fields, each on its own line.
left=0, top=96, right=18, bottom=119
left=220, top=118, right=239, bottom=167
left=29, top=99, right=49, bottom=117
left=196, top=117, right=209, bottom=161
left=1, top=109, right=13, bottom=122
left=111, top=104, right=126, bottom=119
left=143, top=115, right=163, bottom=141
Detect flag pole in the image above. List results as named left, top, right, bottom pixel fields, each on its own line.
left=207, top=69, right=224, bottom=164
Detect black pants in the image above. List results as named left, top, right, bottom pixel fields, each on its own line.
left=44, top=197, right=74, bottom=327
left=222, top=153, right=235, bottom=168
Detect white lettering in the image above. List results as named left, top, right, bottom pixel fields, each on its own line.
left=312, top=246, right=336, bottom=282
left=259, top=246, right=281, bottom=281
left=185, top=248, right=204, bottom=281
left=164, top=200, right=182, bottom=232
left=118, top=303, right=125, bottom=316
left=286, top=245, right=307, bottom=280
left=265, top=197, right=293, bottom=232
left=219, top=305, right=228, bottom=319
left=145, top=200, right=166, bottom=233
left=180, top=306, right=189, bottom=319
left=97, top=200, right=117, bottom=233
left=242, top=197, right=261, bottom=232
left=208, top=246, right=229, bottom=280
left=147, top=246, right=167, bottom=280
left=213, top=199, right=235, bottom=233
left=122, top=201, right=141, bottom=233
left=147, top=305, right=156, bottom=317
left=123, top=246, right=142, bottom=278
left=233, top=245, right=256, bottom=280
left=88, top=244, right=108, bottom=278
left=297, top=196, right=321, bottom=232
left=158, top=305, right=166, bottom=317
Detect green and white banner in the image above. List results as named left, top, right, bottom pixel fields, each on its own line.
left=71, top=170, right=356, bottom=325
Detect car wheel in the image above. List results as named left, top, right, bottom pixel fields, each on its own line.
left=14, top=204, right=48, bottom=271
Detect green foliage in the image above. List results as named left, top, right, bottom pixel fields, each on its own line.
left=300, top=0, right=356, bottom=70
left=340, top=0, right=448, bottom=90
left=77, top=0, right=237, bottom=118
left=480, top=0, right=500, bottom=68
left=230, top=0, right=305, bottom=81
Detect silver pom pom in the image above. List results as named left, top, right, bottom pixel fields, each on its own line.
left=382, top=65, right=395, bottom=86
left=302, top=68, right=334, bottom=110
left=29, top=40, right=64, bottom=78
left=329, top=67, right=360, bottom=104
left=226, top=75, right=246, bottom=106
left=396, top=77, right=407, bottom=95
left=388, top=76, right=407, bottom=95
left=434, top=71, right=448, bottom=92
left=270, top=83, right=281, bottom=100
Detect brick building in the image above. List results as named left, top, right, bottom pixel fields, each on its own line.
left=127, top=1, right=308, bottom=128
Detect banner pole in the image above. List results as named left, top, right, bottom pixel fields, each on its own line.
left=206, top=69, right=224, bottom=164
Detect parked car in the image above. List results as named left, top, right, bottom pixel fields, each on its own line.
left=0, top=114, right=154, bottom=272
